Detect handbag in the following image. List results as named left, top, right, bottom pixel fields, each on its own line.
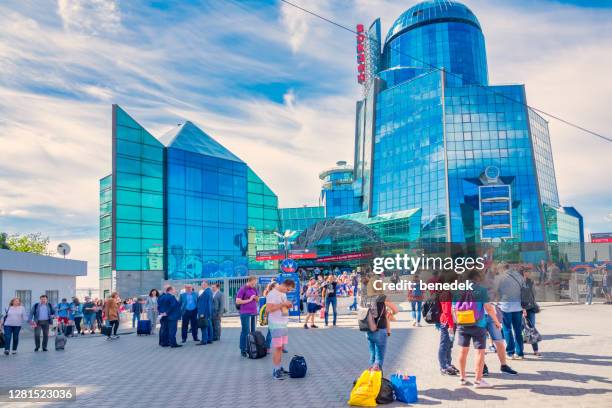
left=390, top=373, right=418, bottom=403
left=522, top=317, right=542, bottom=344
left=197, top=315, right=209, bottom=328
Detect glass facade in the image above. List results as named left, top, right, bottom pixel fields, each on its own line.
left=166, top=147, right=248, bottom=279
left=383, top=1, right=488, bottom=86
left=99, top=175, right=112, bottom=287
left=112, top=106, right=165, bottom=272
left=103, top=105, right=279, bottom=291
left=348, top=0, right=581, bottom=247
left=247, top=168, right=280, bottom=272
left=278, top=206, right=325, bottom=237
left=320, top=162, right=360, bottom=217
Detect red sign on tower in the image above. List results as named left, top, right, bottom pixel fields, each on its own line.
left=356, top=23, right=366, bottom=84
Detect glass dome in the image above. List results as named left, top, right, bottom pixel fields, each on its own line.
left=385, top=0, right=481, bottom=45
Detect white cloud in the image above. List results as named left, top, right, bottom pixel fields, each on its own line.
left=57, top=0, right=121, bottom=34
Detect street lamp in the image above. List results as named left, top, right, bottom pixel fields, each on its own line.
left=274, top=230, right=296, bottom=258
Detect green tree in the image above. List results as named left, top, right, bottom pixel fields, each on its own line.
left=0, top=232, right=8, bottom=249
left=6, top=233, right=52, bottom=255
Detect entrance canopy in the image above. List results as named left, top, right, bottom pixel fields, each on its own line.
left=292, top=218, right=382, bottom=250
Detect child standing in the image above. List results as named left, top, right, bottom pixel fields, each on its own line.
left=266, top=279, right=295, bottom=380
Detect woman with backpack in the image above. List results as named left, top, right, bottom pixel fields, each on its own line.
left=522, top=268, right=541, bottom=356
left=365, top=294, right=398, bottom=371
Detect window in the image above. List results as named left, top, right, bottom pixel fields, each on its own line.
left=45, top=290, right=59, bottom=307
left=15, top=290, right=32, bottom=314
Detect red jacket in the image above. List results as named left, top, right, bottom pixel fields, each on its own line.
left=438, top=290, right=454, bottom=330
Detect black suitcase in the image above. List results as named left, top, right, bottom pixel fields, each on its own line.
left=137, top=319, right=152, bottom=335
left=101, top=324, right=112, bottom=337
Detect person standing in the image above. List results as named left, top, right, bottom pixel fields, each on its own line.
left=585, top=270, right=594, bottom=305
left=179, top=284, right=199, bottom=343
left=160, top=286, right=181, bottom=348
left=522, top=268, right=542, bottom=356
left=211, top=283, right=224, bottom=341
left=304, top=278, right=320, bottom=329
left=236, top=276, right=259, bottom=357
left=56, top=298, right=72, bottom=332
left=103, top=292, right=121, bottom=340
left=454, top=269, right=498, bottom=388
left=605, top=268, right=612, bottom=305
left=131, top=297, right=143, bottom=329
left=3, top=298, right=29, bottom=355
left=494, top=264, right=525, bottom=360
left=196, top=280, right=214, bottom=345
left=267, top=279, right=295, bottom=380
left=71, top=297, right=83, bottom=336
left=94, top=299, right=104, bottom=332
left=365, top=294, right=399, bottom=371
left=408, top=273, right=424, bottom=327
left=145, top=289, right=160, bottom=334
left=349, top=272, right=359, bottom=311
left=82, top=297, right=96, bottom=335
left=323, top=275, right=338, bottom=327
left=438, top=285, right=458, bottom=376
left=30, top=295, right=55, bottom=352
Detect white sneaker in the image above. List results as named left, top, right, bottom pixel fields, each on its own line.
left=474, top=379, right=492, bottom=388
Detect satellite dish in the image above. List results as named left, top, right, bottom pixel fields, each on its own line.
left=57, top=243, right=71, bottom=258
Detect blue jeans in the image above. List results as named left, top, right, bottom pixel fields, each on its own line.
left=525, top=310, right=539, bottom=352
left=199, top=318, right=213, bottom=344
left=586, top=284, right=593, bottom=304
left=132, top=312, right=140, bottom=328
left=83, top=314, right=95, bottom=329
left=3, top=325, right=21, bottom=351
left=181, top=309, right=198, bottom=341
left=366, top=329, right=387, bottom=368
left=325, top=296, right=337, bottom=325
left=411, top=301, right=422, bottom=322
left=239, top=314, right=256, bottom=352
left=502, top=311, right=524, bottom=357
left=349, top=286, right=358, bottom=311
left=438, top=324, right=453, bottom=369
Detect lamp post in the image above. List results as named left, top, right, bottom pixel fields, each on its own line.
left=274, top=230, right=296, bottom=259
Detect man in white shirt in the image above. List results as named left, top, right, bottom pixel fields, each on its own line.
left=266, top=279, right=295, bottom=380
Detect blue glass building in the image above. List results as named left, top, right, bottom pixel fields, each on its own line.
left=351, top=0, right=582, bottom=247
left=100, top=105, right=279, bottom=294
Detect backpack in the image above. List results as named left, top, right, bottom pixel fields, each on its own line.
left=376, top=377, right=395, bottom=404
left=358, top=298, right=382, bottom=332
left=509, top=274, right=535, bottom=310
left=422, top=298, right=441, bottom=324
left=289, top=355, right=307, bottom=378
left=247, top=330, right=267, bottom=359
left=454, top=291, right=484, bottom=326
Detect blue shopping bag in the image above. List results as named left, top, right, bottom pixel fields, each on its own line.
left=390, top=373, right=418, bottom=403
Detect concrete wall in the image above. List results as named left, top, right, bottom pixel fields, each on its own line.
left=116, top=270, right=165, bottom=298
left=0, top=270, right=77, bottom=313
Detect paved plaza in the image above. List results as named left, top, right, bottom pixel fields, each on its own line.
left=1, top=302, right=611, bottom=408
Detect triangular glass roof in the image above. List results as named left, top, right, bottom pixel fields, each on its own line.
left=159, top=121, right=243, bottom=163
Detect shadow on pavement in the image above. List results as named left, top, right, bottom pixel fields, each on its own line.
left=534, top=351, right=612, bottom=367
left=420, top=387, right=507, bottom=401
left=540, top=333, right=589, bottom=340
left=487, top=370, right=612, bottom=385
left=493, top=383, right=612, bottom=397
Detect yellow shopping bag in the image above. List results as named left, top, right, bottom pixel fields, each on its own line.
left=348, top=369, right=382, bottom=407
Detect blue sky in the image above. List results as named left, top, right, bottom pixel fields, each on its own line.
left=0, top=0, right=611, bottom=286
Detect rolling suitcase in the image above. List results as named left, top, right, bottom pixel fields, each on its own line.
left=101, top=324, right=112, bottom=337
left=55, top=325, right=67, bottom=350
left=137, top=319, right=152, bottom=335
